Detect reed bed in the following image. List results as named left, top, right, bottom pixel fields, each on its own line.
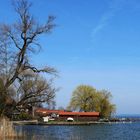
left=0, top=118, right=23, bottom=140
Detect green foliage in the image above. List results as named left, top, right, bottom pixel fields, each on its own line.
left=67, top=85, right=116, bottom=118
left=67, top=85, right=97, bottom=112
left=18, top=112, right=32, bottom=120
left=95, top=90, right=116, bottom=118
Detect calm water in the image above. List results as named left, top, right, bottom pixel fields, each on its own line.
left=16, top=122, right=140, bottom=140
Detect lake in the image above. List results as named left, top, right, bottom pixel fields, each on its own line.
left=16, top=122, right=140, bottom=140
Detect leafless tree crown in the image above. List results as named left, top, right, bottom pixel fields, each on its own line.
left=0, top=0, right=57, bottom=116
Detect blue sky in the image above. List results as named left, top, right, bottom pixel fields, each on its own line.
left=1, top=0, right=140, bottom=114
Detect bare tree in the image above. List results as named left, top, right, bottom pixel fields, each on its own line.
left=0, top=0, right=57, bottom=116
left=16, top=74, right=56, bottom=110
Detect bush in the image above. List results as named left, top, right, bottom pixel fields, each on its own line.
left=18, top=113, right=32, bottom=120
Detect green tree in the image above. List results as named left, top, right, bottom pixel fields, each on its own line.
left=95, top=90, right=116, bottom=118
left=67, top=85, right=98, bottom=112
left=67, top=85, right=116, bottom=118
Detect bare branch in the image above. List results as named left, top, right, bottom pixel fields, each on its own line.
left=24, top=65, right=57, bottom=75
left=0, top=0, right=57, bottom=116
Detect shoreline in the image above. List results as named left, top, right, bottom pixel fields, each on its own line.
left=12, top=120, right=134, bottom=126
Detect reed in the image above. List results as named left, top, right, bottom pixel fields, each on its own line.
left=0, top=117, right=23, bottom=140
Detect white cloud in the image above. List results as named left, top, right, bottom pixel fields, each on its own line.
left=91, top=0, right=127, bottom=41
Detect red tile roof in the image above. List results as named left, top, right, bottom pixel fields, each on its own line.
left=36, top=108, right=99, bottom=116
left=36, top=108, right=64, bottom=114
left=59, top=111, right=99, bottom=116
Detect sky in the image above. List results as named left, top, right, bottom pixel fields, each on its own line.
left=1, top=0, right=140, bottom=114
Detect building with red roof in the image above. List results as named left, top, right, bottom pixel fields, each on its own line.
left=35, top=108, right=100, bottom=121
